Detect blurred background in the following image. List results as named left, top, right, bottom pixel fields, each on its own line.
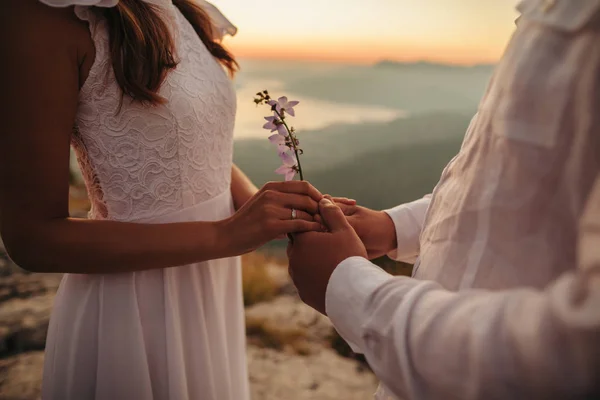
left=1, top=1, right=519, bottom=399
left=223, top=0, right=519, bottom=210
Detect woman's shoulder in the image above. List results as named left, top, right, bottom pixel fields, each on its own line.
left=0, top=0, right=95, bottom=88
left=2, top=0, right=89, bottom=32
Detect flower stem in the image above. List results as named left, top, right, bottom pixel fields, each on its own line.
left=274, top=110, right=304, bottom=181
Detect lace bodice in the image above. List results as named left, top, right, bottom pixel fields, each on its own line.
left=71, top=2, right=237, bottom=221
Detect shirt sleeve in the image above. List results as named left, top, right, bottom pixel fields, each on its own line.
left=383, top=195, right=431, bottom=264
left=325, top=176, right=600, bottom=400
left=325, top=256, right=395, bottom=352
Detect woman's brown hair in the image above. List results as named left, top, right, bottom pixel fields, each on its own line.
left=103, top=0, right=238, bottom=105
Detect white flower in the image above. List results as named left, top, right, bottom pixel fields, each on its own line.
left=269, top=96, right=300, bottom=117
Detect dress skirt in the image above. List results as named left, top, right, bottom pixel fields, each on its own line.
left=42, top=190, right=249, bottom=400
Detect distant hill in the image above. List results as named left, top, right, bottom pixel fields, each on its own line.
left=374, top=60, right=495, bottom=73
left=307, top=137, right=461, bottom=210
left=234, top=111, right=470, bottom=210
left=280, top=61, right=494, bottom=114
left=235, top=111, right=470, bottom=171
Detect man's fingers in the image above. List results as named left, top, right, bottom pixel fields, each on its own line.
left=335, top=202, right=357, bottom=216
left=331, top=196, right=356, bottom=206
left=319, top=198, right=351, bottom=232
left=324, top=194, right=356, bottom=205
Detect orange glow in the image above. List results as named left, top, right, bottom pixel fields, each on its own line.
left=212, top=0, right=519, bottom=66
left=224, top=34, right=510, bottom=65
left=227, top=41, right=506, bottom=65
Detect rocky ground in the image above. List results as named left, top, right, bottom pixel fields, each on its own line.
left=0, top=242, right=378, bottom=400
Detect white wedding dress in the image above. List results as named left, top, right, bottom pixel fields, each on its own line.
left=41, top=1, right=249, bottom=399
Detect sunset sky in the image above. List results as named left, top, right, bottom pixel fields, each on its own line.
left=212, top=0, right=520, bottom=65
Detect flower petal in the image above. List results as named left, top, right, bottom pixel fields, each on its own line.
left=275, top=165, right=291, bottom=175
left=278, top=96, right=288, bottom=106
left=286, top=108, right=295, bottom=117
left=286, top=101, right=299, bottom=108
left=277, top=144, right=289, bottom=155
left=277, top=124, right=288, bottom=136
left=269, top=133, right=284, bottom=145
left=280, top=151, right=297, bottom=167
left=285, top=169, right=297, bottom=181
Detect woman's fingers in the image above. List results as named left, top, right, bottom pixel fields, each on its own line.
left=314, top=214, right=323, bottom=224
left=276, top=193, right=319, bottom=214
left=261, top=181, right=323, bottom=202
left=279, top=220, right=322, bottom=234
left=277, top=207, right=313, bottom=223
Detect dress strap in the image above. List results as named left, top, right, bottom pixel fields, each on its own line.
left=72, top=5, right=111, bottom=98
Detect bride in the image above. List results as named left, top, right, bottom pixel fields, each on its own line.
left=0, top=0, right=346, bottom=398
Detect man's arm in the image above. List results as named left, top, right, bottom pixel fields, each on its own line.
left=334, top=194, right=432, bottom=261
left=326, top=176, right=600, bottom=400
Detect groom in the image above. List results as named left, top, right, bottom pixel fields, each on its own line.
left=288, top=1, right=600, bottom=399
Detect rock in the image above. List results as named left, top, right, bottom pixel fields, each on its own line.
left=0, top=253, right=61, bottom=357
left=247, top=345, right=378, bottom=400
left=245, top=295, right=333, bottom=345
left=0, top=351, right=44, bottom=400
left=264, top=263, right=294, bottom=295
left=0, top=253, right=16, bottom=278
left=0, top=346, right=378, bottom=400
left=0, top=294, right=54, bottom=356
left=0, top=274, right=61, bottom=303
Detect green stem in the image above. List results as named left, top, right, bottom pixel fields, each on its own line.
left=274, top=109, right=304, bottom=181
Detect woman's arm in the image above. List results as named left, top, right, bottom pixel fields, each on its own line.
left=0, top=0, right=322, bottom=274
left=231, top=164, right=258, bottom=211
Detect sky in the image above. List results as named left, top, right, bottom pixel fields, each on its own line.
left=211, top=0, right=521, bottom=65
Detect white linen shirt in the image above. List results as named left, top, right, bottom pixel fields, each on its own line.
left=326, top=1, right=600, bottom=399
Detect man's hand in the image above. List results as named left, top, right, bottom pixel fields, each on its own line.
left=287, top=198, right=367, bottom=314
left=331, top=199, right=397, bottom=259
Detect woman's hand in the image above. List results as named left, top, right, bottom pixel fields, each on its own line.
left=220, top=181, right=324, bottom=254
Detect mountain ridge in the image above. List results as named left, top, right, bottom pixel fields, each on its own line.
left=374, top=60, right=496, bottom=71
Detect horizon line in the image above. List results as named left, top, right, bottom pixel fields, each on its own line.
left=235, top=55, right=498, bottom=68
